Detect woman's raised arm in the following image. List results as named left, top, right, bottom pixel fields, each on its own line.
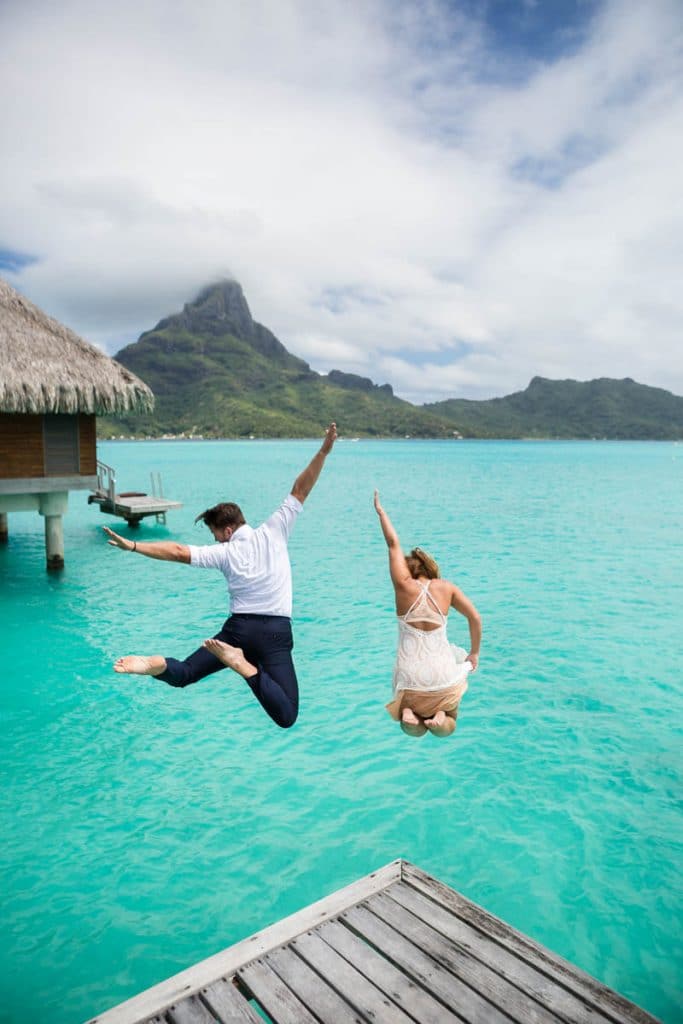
left=374, top=491, right=410, bottom=587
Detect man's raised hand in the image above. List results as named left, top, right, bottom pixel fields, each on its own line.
left=321, top=422, right=337, bottom=455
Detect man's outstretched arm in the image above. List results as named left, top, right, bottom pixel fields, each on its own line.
left=291, top=422, right=337, bottom=504
left=103, top=527, right=191, bottom=563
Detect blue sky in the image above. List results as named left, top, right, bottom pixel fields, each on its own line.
left=1, top=0, right=682, bottom=402
left=0, top=249, right=38, bottom=273
left=460, top=0, right=599, bottom=62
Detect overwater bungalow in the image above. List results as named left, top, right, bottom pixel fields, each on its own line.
left=0, top=277, right=153, bottom=570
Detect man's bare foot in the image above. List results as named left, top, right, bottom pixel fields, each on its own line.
left=424, top=709, right=446, bottom=728
left=114, top=655, right=166, bottom=676
left=402, top=707, right=420, bottom=726
left=203, top=638, right=257, bottom=679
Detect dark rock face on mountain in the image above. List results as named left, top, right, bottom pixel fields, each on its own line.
left=145, top=280, right=310, bottom=370
left=327, top=370, right=393, bottom=395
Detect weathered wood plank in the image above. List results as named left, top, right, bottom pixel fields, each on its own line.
left=113, top=498, right=182, bottom=512
left=0, top=413, right=44, bottom=478
left=401, top=863, right=661, bottom=1024
left=343, top=904, right=511, bottom=1024
left=318, top=918, right=463, bottom=1024
left=293, top=929, right=416, bottom=1024
left=89, top=495, right=182, bottom=520
left=262, top=945, right=364, bottom=1024
left=166, top=995, right=215, bottom=1024
left=368, top=889, right=565, bottom=1024
left=200, top=979, right=262, bottom=1023
left=239, top=954, right=327, bottom=1024
left=79, top=414, right=97, bottom=475
left=86, top=860, right=402, bottom=1024
left=390, top=881, right=610, bottom=1024
left=85, top=860, right=661, bottom=1024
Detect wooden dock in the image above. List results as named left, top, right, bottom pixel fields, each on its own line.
left=85, top=860, right=660, bottom=1024
left=88, top=460, right=181, bottom=527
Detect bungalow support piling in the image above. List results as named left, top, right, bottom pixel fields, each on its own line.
left=0, top=513, right=7, bottom=543
left=39, top=492, right=68, bottom=572
left=43, top=515, right=64, bottom=570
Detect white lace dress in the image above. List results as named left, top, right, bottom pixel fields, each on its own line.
left=386, top=582, right=472, bottom=720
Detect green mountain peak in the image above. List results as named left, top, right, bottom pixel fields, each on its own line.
left=139, top=278, right=310, bottom=372
left=103, top=281, right=683, bottom=439
left=106, top=281, right=450, bottom=438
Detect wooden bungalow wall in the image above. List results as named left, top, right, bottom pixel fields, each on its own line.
left=0, top=413, right=97, bottom=478
left=79, top=415, right=97, bottom=474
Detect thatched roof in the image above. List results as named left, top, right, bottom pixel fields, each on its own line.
left=0, top=277, right=154, bottom=415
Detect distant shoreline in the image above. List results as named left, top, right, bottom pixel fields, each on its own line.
left=98, top=435, right=681, bottom=443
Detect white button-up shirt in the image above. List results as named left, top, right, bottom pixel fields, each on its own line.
left=188, top=494, right=303, bottom=617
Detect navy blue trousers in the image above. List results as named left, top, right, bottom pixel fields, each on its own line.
left=158, top=614, right=298, bottom=729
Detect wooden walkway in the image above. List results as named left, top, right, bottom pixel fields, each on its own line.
left=88, top=490, right=182, bottom=527
left=88, top=460, right=181, bottom=527
left=86, top=860, right=660, bottom=1024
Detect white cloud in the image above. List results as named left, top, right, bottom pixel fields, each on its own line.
left=291, top=333, right=369, bottom=369
left=1, top=0, right=682, bottom=401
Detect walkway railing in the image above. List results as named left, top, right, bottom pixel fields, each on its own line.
left=96, top=460, right=116, bottom=503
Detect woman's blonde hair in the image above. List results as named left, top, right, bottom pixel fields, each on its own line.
left=405, top=547, right=440, bottom=580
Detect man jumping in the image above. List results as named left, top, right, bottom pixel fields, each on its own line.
left=104, top=423, right=337, bottom=728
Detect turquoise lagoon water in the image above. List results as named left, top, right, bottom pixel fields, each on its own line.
left=1, top=439, right=682, bottom=1024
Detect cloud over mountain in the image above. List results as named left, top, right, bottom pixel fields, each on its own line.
left=1, top=0, right=682, bottom=401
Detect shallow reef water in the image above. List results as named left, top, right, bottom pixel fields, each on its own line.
left=1, top=439, right=681, bottom=1023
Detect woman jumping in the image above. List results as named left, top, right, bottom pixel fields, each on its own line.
left=374, top=490, right=482, bottom=738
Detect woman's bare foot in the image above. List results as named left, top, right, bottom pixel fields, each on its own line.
left=203, top=638, right=257, bottom=679
left=426, top=711, right=456, bottom=737
left=400, top=705, right=427, bottom=737
left=114, top=655, right=166, bottom=676
left=424, top=709, right=446, bottom=728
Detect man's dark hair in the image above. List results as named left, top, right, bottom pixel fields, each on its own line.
left=194, top=502, right=246, bottom=530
